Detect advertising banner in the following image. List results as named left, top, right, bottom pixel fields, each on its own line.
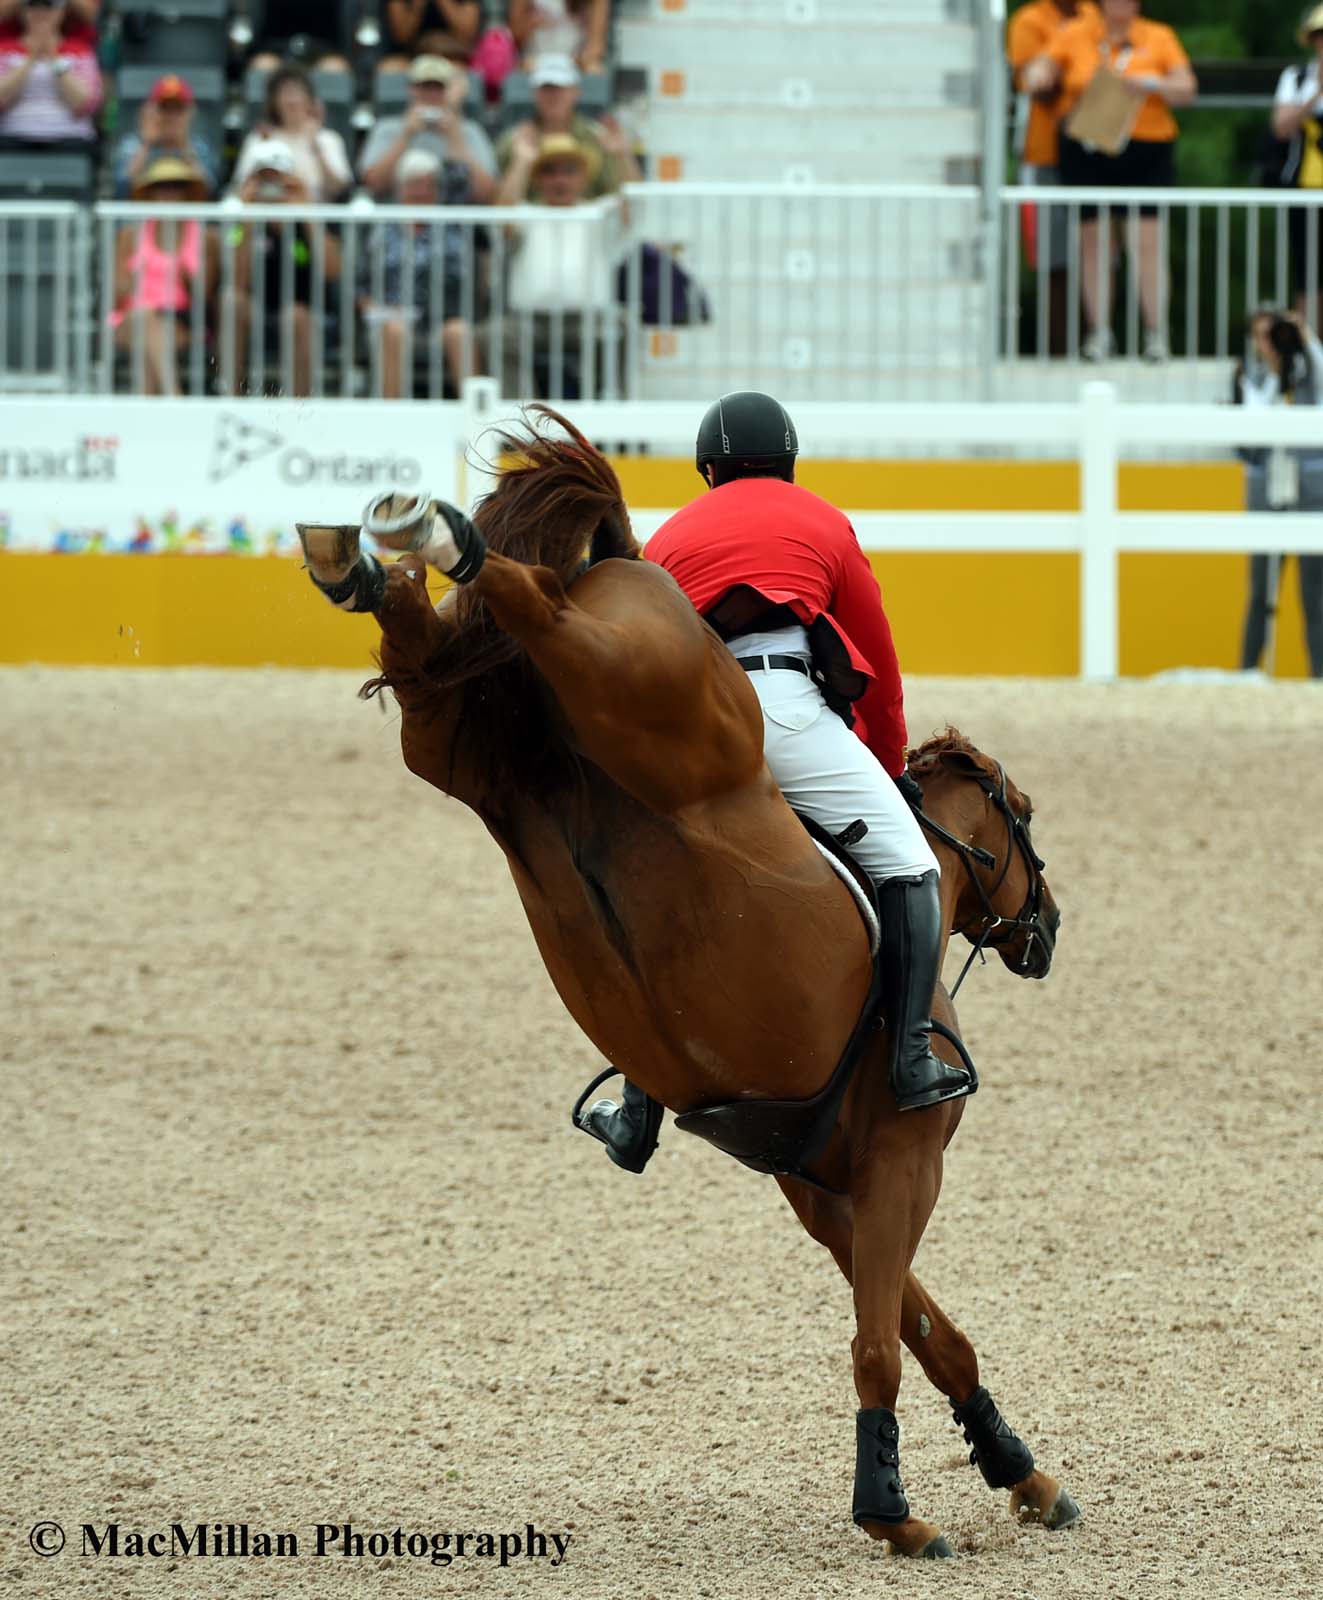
left=0, top=398, right=463, bottom=555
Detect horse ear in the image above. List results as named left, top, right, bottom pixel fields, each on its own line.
left=942, top=749, right=987, bottom=779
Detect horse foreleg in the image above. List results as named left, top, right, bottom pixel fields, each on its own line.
left=469, top=556, right=757, bottom=812
left=901, top=1272, right=1081, bottom=1533
left=298, top=523, right=447, bottom=676
left=775, top=1176, right=854, bottom=1281
left=848, top=1121, right=952, bottom=1559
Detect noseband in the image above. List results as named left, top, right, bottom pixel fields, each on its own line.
left=908, top=760, right=1050, bottom=998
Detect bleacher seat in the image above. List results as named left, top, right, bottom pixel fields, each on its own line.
left=498, top=71, right=612, bottom=131
left=116, top=66, right=226, bottom=166
left=117, top=0, right=230, bottom=68
left=242, top=64, right=356, bottom=151
left=0, top=149, right=95, bottom=200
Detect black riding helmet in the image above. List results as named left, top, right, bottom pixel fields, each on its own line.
left=694, top=390, right=798, bottom=484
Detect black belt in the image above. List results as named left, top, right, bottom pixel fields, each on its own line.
left=735, top=654, right=812, bottom=677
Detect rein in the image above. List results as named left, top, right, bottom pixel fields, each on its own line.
left=908, top=761, right=1048, bottom=999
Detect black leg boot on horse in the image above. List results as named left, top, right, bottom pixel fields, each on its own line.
left=879, top=870, right=976, bottom=1112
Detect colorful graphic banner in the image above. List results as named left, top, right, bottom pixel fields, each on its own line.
left=0, top=398, right=462, bottom=554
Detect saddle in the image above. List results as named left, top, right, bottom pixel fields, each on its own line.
left=671, top=813, right=887, bottom=1189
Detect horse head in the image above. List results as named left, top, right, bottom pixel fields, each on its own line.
left=906, top=729, right=1060, bottom=982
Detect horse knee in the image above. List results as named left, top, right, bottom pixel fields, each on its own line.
left=853, top=1336, right=902, bottom=1407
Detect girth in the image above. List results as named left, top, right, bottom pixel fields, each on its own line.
left=671, top=813, right=885, bottom=1189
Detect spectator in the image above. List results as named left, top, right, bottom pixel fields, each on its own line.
left=0, top=0, right=100, bottom=147
left=1022, top=0, right=1195, bottom=363
left=232, top=65, right=351, bottom=202
left=112, top=74, right=219, bottom=201
left=221, top=138, right=341, bottom=398
left=245, top=2, right=353, bottom=85
left=0, top=0, right=97, bottom=45
left=1006, top=2, right=1096, bottom=355
left=380, top=0, right=482, bottom=69
left=1269, top=5, right=1323, bottom=319
left=358, top=148, right=481, bottom=399
left=508, top=0, right=610, bottom=73
left=496, top=130, right=624, bottom=399
left=359, top=54, right=497, bottom=202
left=108, top=157, right=217, bottom=396
left=1234, top=308, right=1323, bottom=678
left=495, top=54, right=638, bottom=198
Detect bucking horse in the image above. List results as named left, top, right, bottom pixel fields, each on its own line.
left=295, top=410, right=1078, bottom=1559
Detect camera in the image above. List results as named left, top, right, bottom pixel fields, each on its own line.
left=1270, top=315, right=1306, bottom=367
left=420, top=108, right=443, bottom=124
left=255, top=179, right=286, bottom=201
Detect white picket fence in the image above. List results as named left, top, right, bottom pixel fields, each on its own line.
left=458, top=377, right=1323, bottom=680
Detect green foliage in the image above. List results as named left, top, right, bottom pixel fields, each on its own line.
left=1149, top=1, right=1311, bottom=57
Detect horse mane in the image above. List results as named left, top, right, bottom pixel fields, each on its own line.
left=908, top=727, right=1031, bottom=815
left=907, top=726, right=998, bottom=780
left=364, top=407, right=641, bottom=795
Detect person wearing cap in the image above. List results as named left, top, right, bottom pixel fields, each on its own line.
left=223, top=137, right=343, bottom=398
left=575, top=392, right=970, bottom=1175
left=508, top=0, right=609, bottom=74
left=359, top=53, right=497, bottom=202
left=108, top=157, right=218, bottom=396
left=233, top=63, right=351, bottom=202
left=497, top=127, right=624, bottom=399
left=112, top=73, right=218, bottom=201
left=1270, top=5, right=1323, bottom=315
left=358, top=146, right=480, bottom=400
left=381, top=0, right=481, bottom=69
left=0, top=0, right=101, bottom=146
left=495, top=53, right=637, bottom=198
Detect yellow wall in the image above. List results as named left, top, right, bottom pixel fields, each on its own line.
left=0, top=460, right=1310, bottom=677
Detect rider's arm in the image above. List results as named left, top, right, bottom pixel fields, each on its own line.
left=831, top=531, right=908, bottom=779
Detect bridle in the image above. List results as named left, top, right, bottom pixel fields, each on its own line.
left=908, top=759, right=1051, bottom=999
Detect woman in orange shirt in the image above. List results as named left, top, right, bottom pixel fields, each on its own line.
left=1022, top=0, right=1196, bottom=361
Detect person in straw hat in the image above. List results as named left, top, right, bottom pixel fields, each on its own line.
left=108, top=156, right=218, bottom=395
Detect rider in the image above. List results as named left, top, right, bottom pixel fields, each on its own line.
left=576, top=390, right=975, bottom=1172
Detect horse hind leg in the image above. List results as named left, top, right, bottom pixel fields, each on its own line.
left=902, top=1271, right=1081, bottom=1532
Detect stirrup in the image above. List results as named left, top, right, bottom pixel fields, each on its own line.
left=894, top=1020, right=979, bottom=1113
left=571, top=1068, right=662, bottom=1175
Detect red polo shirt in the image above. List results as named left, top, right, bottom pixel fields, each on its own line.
left=646, top=478, right=908, bottom=777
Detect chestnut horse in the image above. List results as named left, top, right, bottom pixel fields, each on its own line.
left=296, top=412, right=1077, bottom=1559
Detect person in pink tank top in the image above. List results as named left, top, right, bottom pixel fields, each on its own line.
left=109, top=157, right=217, bottom=394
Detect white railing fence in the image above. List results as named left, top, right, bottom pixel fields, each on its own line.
left=2, top=185, right=1322, bottom=404
left=457, top=375, right=1323, bottom=681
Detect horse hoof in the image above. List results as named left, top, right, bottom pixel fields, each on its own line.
left=362, top=491, right=436, bottom=552
left=919, top=1535, right=956, bottom=1559
left=1012, top=1480, right=1081, bottom=1531
left=295, top=522, right=360, bottom=583
left=1042, top=1488, right=1081, bottom=1531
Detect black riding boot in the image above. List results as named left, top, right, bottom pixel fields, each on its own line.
left=878, top=870, right=976, bottom=1112
left=575, top=1076, right=663, bottom=1174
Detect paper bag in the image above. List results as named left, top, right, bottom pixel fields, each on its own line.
left=1064, top=65, right=1140, bottom=156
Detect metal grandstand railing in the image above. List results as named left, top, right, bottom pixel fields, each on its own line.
left=0, top=203, right=92, bottom=393
left=5, top=185, right=1323, bottom=402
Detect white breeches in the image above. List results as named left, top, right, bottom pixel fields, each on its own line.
left=731, top=627, right=939, bottom=884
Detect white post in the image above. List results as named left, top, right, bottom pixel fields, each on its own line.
left=459, top=374, right=502, bottom=514
left=1079, top=380, right=1120, bottom=680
